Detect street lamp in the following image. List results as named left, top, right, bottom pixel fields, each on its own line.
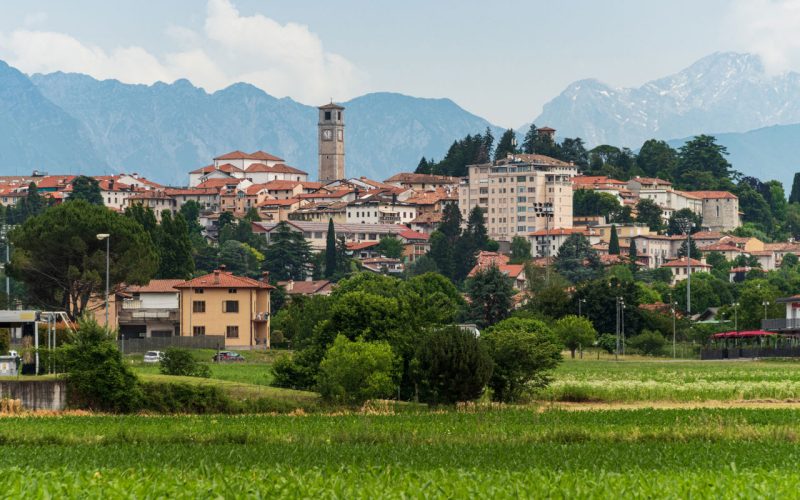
left=96, top=234, right=110, bottom=328
left=676, top=217, right=694, bottom=314
left=763, top=301, right=770, bottom=322
left=733, top=302, right=739, bottom=333
left=671, top=302, right=677, bottom=359
left=578, top=298, right=586, bottom=317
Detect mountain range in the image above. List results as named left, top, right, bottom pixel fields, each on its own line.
left=0, top=52, right=799, bottom=187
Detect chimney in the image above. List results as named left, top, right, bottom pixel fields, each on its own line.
left=219, top=264, right=227, bottom=272
left=108, top=180, right=114, bottom=191
left=285, top=279, right=293, bottom=291
left=262, top=271, right=270, bottom=283
left=213, top=269, right=221, bottom=284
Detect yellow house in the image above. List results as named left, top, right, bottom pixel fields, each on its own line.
left=175, top=267, right=272, bottom=349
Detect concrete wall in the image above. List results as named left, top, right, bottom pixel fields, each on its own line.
left=0, top=380, right=66, bottom=411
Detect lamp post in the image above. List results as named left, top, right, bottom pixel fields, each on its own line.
left=621, top=302, right=626, bottom=356
left=733, top=302, right=739, bottom=333
left=96, top=234, right=110, bottom=328
left=676, top=217, right=694, bottom=315
left=763, top=301, right=770, bottom=322
left=578, top=298, right=586, bottom=317
left=615, top=296, right=624, bottom=360
left=671, top=303, right=677, bottom=359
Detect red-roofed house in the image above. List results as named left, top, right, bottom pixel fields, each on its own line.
left=528, top=227, right=595, bottom=258
left=699, top=243, right=745, bottom=261
left=277, top=279, right=334, bottom=297
left=117, top=279, right=183, bottom=339
left=175, top=267, right=273, bottom=348
left=468, top=251, right=527, bottom=290
left=347, top=240, right=381, bottom=259
left=661, top=257, right=712, bottom=285
left=398, top=229, right=430, bottom=262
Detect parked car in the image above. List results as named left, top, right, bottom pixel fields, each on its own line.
left=212, top=351, right=245, bottom=362
left=7, top=350, right=18, bottom=358
left=143, top=351, right=165, bottom=363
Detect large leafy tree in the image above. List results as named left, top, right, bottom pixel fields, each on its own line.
left=637, top=139, right=677, bottom=179
left=667, top=208, right=702, bottom=236
left=554, top=234, right=602, bottom=283
left=675, top=135, right=735, bottom=190
left=377, top=236, right=403, bottom=259
left=8, top=182, right=48, bottom=225
left=635, top=198, right=664, bottom=232
left=466, top=264, right=515, bottom=328
left=9, top=200, right=157, bottom=319
left=483, top=317, right=562, bottom=402
left=218, top=240, right=261, bottom=277
left=70, top=176, right=104, bottom=205
left=510, top=236, right=532, bottom=263
left=573, top=190, right=621, bottom=218
left=263, top=222, right=312, bottom=281
left=553, top=315, right=597, bottom=358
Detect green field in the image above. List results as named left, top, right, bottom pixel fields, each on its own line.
left=8, top=354, right=800, bottom=496
left=4, top=408, right=800, bottom=496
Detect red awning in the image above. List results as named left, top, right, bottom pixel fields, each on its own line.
left=711, top=330, right=775, bottom=339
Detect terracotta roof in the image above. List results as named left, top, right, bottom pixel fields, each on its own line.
left=631, top=176, right=672, bottom=186
left=175, top=269, right=273, bottom=289
left=195, top=178, right=242, bottom=189
left=164, top=188, right=219, bottom=196
left=277, top=279, right=333, bottom=295
left=297, top=189, right=352, bottom=199
left=249, top=150, right=284, bottom=162
left=299, top=182, right=323, bottom=190
left=36, top=175, right=76, bottom=189
left=573, top=176, right=626, bottom=186
left=538, top=126, right=556, bottom=132
left=411, top=212, right=443, bottom=224
left=213, top=151, right=255, bottom=161
left=319, top=102, right=345, bottom=110
left=191, top=163, right=243, bottom=175
left=128, top=190, right=171, bottom=200
left=687, top=191, right=738, bottom=200
left=661, top=258, right=711, bottom=268
left=347, top=241, right=380, bottom=251
left=600, top=254, right=626, bottom=265
left=748, top=250, right=774, bottom=256
left=257, top=198, right=300, bottom=207
left=126, top=279, right=183, bottom=293
left=700, top=243, right=743, bottom=253
left=269, top=163, right=308, bottom=175
left=398, top=229, right=430, bottom=241
left=261, top=180, right=302, bottom=191
left=501, top=153, right=573, bottom=167
left=692, top=231, right=725, bottom=240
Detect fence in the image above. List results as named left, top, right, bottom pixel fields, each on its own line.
left=701, top=347, right=800, bottom=360
left=117, top=335, right=226, bottom=353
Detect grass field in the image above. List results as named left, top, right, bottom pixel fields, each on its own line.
left=4, top=408, right=800, bottom=496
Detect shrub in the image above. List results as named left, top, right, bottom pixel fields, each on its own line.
left=140, top=382, right=232, bottom=413
left=628, top=330, right=666, bottom=356
left=61, top=317, right=141, bottom=412
left=597, top=333, right=617, bottom=354
left=160, top=348, right=210, bottom=378
left=272, top=351, right=319, bottom=390
left=483, top=318, right=562, bottom=403
left=553, top=315, right=597, bottom=359
left=413, top=325, right=493, bottom=405
left=317, top=335, right=399, bottom=405
left=0, top=328, right=9, bottom=355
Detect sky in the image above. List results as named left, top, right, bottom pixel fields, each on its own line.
left=0, top=0, right=798, bottom=126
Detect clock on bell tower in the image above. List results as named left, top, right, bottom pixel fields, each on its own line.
left=318, top=102, right=345, bottom=182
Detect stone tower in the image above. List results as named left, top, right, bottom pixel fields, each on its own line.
left=318, top=102, right=345, bottom=182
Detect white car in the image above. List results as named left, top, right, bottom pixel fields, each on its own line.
left=143, top=351, right=165, bottom=363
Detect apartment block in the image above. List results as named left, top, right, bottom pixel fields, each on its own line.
left=459, top=154, right=577, bottom=242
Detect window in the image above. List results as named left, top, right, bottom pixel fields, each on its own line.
left=226, top=326, right=239, bottom=338
left=193, top=326, right=205, bottom=336
left=195, top=288, right=204, bottom=294
left=228, top=288, right=237, bottom=294
left=193, top=301, right=206, bottom=313
left=224, top=300, right=239, bottom=313
left=324, top=111, right=331, bottom=120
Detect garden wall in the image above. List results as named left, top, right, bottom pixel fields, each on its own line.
left=0, top=380, right=66, bottom=410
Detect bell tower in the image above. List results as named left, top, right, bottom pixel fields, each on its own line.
left=318, top=102, right=345, bottom=182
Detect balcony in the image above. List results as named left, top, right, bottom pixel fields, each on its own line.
left=761, top=318, right=800, bottom=332
left=379, top=214, right=401, bottom=224
left=253, top=312, right=270, bottom=322
left=119, top=302, right=179, bottom=323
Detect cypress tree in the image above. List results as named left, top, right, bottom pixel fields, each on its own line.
left=791, top=173, right=800, bottom=204
left=325, top=218, right=336, bottom=279
left=608, top=224, right=620, bottom=255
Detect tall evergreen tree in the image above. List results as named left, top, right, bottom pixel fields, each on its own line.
left=466, top=206, right=489, bottom=250
left=157, top=211, right=194, bottom=279
left=324, top=218, right=337, bottom=279
left=439, top=203, right=463, bottom=243
left=628, top=238, right=638, bottom=261
left=263, top=222, right=312, bottom=281
left=608, top=224, right=620, bottom=255
left=790, top=173, right=800, bottom=204
left=415, top=157, right=431, bottom=174
left=521, top=124, right=538, bottom=154
left=466, top=264, right=514, bottom=328
left=494, top=129, right=517, bottom=161
left=69, top=176, right=104, bottom=205
left=428, top=231, right=454, bottom=280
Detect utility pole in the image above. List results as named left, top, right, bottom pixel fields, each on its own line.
left=733, top=302, right=739, bottom=333
left=671, top=302, right=677, bottom=359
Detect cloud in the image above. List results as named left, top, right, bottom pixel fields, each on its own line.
left=729, top=0, right=800, bottom=73
left=0, top=0, right=366, bottom=104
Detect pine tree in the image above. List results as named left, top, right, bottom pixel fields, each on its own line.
left=438, top=204, right=463, bottom=243
left=494, top=129, right=516, bottom=161
left=157, top=212, right=195, bottom=279
left=70, top=176, right=104, bottom=205
left=608, top=224, right=620, bottom=255
left=791, top=173, right=800, bottom=204
left=415, top=157, right=431, bottom=174
left=628, top=239, right=638, bottom=271
left=466, top=206, right=488, bottom=250
left=521, top=124, right=538, bottom=154
left=324, top=218, right=336, bottom=279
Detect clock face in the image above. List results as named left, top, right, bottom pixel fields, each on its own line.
left=322, top=129, right=333, bottom=141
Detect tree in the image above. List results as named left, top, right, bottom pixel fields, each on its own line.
left=636, top=198, right=664, bottom=232
left=510, top=236, right=532, bottom=263
left=9, top=201, right=157, bottom=320
left=316, top=335, right=399, bottom=405
left=466, top=206, right=489, bottom=250
left=677, top=238, right=700, bottom=259
left=160, top=347, right=210, bottom=377
left=628, top=330, right=666, bottom=356
left=675, top=135, right=734, bottom=190
left=521, top=124, right=539, bottom=154
left=483, top=317, right=562, bottom=402
left=377, top=236, right=403, bottom=259
left=69, top=176, right=104, bottom=205
left=439, top=203, right=463, bottom=242
left=736, top=279, right=782, bottom=329
left=637, top=139, right=677, bottom=179
left=667, top=208, right=702, bottom=236
left=427, top=231, right=453, bottom=280
left=553, top=315, right=597, bottom=359
left=494, top=128, right=516, bottom=161
left=573, top=190, right=621, bottom=218
left=413, top=326, right=493, bottom=404
left=554, top=234, right=602, bottom=283
left=415, top=157, right=431, bottom=175
left=60, top=317, right=141, bottom=412
left=179, top=200, right=203, bottom=234
left=782, top=253, right=799, bottom=269
left=597, top=333, right=617, bottom=354
left=790, top=173, right=800, bottom=204
left=405, top=255, right=439, bottom=277
left=608, top=225, right=620, bottom=255
left=629, top=239, right=638, bottom=267
left=218, top=240, right=261, bottom=277
left=157, top=211, right=194, bottom=279
left=324, top=218, right=337, bottom=278
left=8, top=182, right=47, bottom=225
left=262, top=222, right=312, bottom=281
left=466, top=265, right=515, bottom=328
